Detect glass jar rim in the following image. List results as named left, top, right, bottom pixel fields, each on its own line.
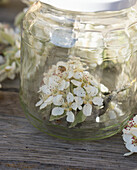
left=40, top=0, right=137, bottom=12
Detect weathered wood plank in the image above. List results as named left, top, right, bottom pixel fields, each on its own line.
left=0, top=89, right=137, bottom=170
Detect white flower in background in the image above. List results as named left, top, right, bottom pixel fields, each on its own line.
left=122, top=115, right=137, bottom=156
left=5, top=62, right=16, bottom=79
left=0, top=24, right=21, bottom=82
left=36, top=58, right=107, bottom=126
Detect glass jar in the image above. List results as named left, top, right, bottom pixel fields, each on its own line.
left=20, top=0, right=137, bottom=140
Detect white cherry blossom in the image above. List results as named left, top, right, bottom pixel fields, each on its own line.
left=36, top=59, right=108, bottom=126
left=84, top=85, right=98, bottom=97
left=122, top=115, right=137, bottom=156
left=53, top=95, right=64, bottom=106
left=73, top=87, right=86, bottom=97
left=71, top=97, right=83, bottom=111
left=49, top=76, right=60, bottom=88
left=40, top=85, right=51, bottom=95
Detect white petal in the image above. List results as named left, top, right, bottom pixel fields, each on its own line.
left=73, top=87, right=86, bottom=97
left=40, top=102, right=47, bottom=110
left=83, top=103, right=92, bottom=116
left=67, top=92, right=74, bottom=103
left=92, top=97, right=103, bottom=106
left=100, top=84, right=109, bottom=93
left=122, top=134, right=133, bottom=143
left=58, top=80, right=66, bottom=91
left=78, top=105, right=82, bottom=110
left=75, top=97, right=83, bottom=105
left=124, top=152, right=134, bottom=156
left=53, top=95, right=64, bottom=106
left=125, top=142, right=137, bottom=153
left=45, top=96, right=53, bottom=105
left=65, top=81, right=70, bottom=89
left=68, top=70, right=74, bottom=79
left=41, top=85, right=51, bottom=95
left=52, top=107, right=64, bottom=116
left=84, top=85, right=98, bottom=96
left=71, top=79, right=82, bottom=87
left=35, top=99, right=43, bottom=107
left=133, top=115, right=137, bottom=124
left=49, top=76, right=60, bottom=83
left=66, top=111, right=75, bottom=122
left=130, top=127, right=137, bottom=137
left=71, top=102, right=77, bottom=110
left=130, top=145, right=137, bottom=152
left=123, top=129, right=132, bottom=135
left=49, top=76, right=60, bottom=88
left=73, top=72, right=83, bottom=79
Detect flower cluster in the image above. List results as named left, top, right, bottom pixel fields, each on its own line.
left=123, top=115, right=137, bottom=156
left=0, top=0, right=36, bottom=83
left=0, top=24, right=20, bottom=82
left=36, top=57, right=108, bottom=127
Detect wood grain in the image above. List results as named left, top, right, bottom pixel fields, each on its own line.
left=0, top=80, right=137, bottom=170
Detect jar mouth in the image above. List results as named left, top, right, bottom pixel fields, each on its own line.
left=40, top=0, right=137, bottom=13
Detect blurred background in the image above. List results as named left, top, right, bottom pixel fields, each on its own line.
left=0, top=0, right=26, bottom=25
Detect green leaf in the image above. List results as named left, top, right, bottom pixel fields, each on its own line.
left=69, top=111, right=87, bottom=128
left=14, top=12, right=25, bottom=27
left=0, top=30, right=14, bottom=46
left=49, top=112, right=66, bottom=121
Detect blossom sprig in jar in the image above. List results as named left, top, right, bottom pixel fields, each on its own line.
left=20, top=0, right=137, bottom=140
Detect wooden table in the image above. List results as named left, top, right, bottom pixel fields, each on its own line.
left=0, top=1, right=137, bottom=169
